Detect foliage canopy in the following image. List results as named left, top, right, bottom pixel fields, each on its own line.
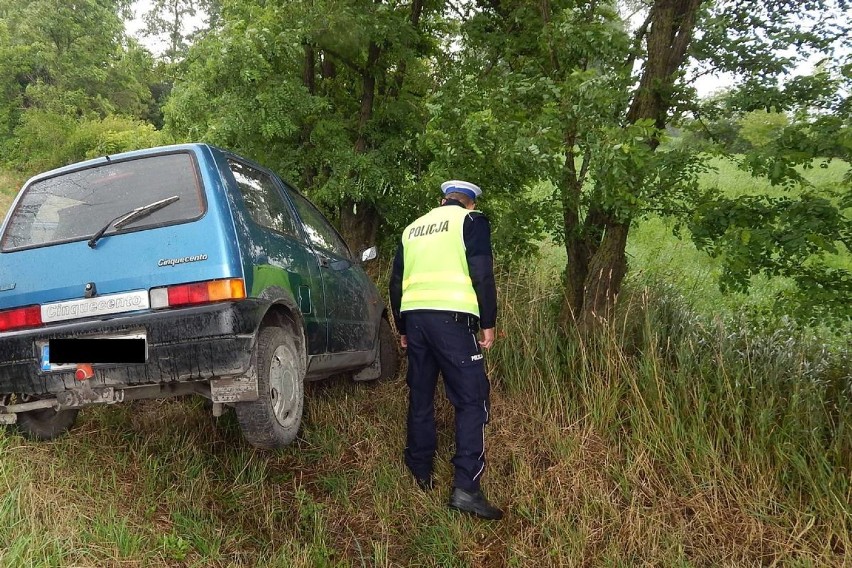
left=0, top=0, right=847, bottom=328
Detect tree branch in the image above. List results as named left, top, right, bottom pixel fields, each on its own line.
left=316, top=43, right=365, bottom=75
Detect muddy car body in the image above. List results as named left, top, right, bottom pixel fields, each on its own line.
left=0, top=144, right=398, bottom=448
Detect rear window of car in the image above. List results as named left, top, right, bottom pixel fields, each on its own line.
left=1, top=153, right=205, bottom=252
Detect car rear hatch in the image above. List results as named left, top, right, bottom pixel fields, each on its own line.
left=0, top=150, right=243, bottom=326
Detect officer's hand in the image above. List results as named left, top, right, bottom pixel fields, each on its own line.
left=479, top=328, right=495, bottom=350
left=400, top=334, right=408, bottom=349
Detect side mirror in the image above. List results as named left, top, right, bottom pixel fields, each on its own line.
left=360, top=246, right=377, bottom=263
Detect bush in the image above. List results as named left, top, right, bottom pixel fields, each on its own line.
left=4, top=111, right=169, bottom=173
left=68, top=116, right=169, bottom=161
left=3, top=110, right=77, bottom=172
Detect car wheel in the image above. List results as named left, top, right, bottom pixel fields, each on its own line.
left=14, top=397, right=79, bottom=440
left=378, top=318, right=400, bottom=381
left=234, top=326, right=304, bottom=449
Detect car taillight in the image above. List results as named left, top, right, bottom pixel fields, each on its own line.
left=0, top=305, right=43, bottom=332
left=149, top=278, right=246, bottom=309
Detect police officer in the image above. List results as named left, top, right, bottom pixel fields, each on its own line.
left=389, top=179, right=502, bottom=521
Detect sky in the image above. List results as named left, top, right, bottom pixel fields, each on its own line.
left=125, top=0, right=205, bottom=56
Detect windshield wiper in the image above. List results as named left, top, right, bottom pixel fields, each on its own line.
left=88, top=195, right=180, bottom=249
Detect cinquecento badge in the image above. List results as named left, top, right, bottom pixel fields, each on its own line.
left=158, top=254, right=209, bottom=267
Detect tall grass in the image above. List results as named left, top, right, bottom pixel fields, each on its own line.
left=1, top=265, right=848, bottom=566
left=491, top=267, right=850, bottom=565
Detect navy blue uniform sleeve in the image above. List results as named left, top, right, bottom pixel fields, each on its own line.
left=388, top=241, right=406, bottom=335
left=464, top=212, right=497, bottom=329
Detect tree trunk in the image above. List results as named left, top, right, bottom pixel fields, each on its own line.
left=301, top=43, right=317, bottom=189
left=355, top=41, right=381, bottom=154
left=388, top=0, right=424, bottom=98
left=627, top=0, right=703, bottom=129
left=338, top=40, right=382, bottom=249
left=303, top=44, right=316, bottom=95
left=321, top=53, right=336, bottom=79
left=562, top=214, right=587, bottom=322
left=559, top=129, right=588, bottom=321
left=560, top=0, right=704, bottom=330
left=339, top=199, right=379, bottom=254
left=578, top=220, right=629, bottom=329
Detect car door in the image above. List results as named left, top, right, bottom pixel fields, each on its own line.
left=282, top=186, right=378, bottom=354
left=226, top=159, right=327, bottom=355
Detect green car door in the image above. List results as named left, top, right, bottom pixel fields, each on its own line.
left=225, top=158, right=327, bottom=355
left=284, top=187, right=379, bottom=354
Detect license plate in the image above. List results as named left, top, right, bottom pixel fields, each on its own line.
left=40, top=345, right=75, bottom=372
left=39, top=333, right=147, bottom=371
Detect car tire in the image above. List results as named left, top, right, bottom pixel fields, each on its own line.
left=378, top=318, right=400, bottom=381
left=15, top=404, right=79, bottom=441
left=234, top=326, right=304, bottom=450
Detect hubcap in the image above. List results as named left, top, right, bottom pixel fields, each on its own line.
left=269, top=345, right=297, bottom=427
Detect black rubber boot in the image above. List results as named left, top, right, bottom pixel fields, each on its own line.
left=448, top=488, right=503, bottom=520
left=415, top=475, right=434, bottom=491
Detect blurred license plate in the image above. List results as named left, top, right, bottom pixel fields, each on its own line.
left=39, top=333, right=147, bottom=371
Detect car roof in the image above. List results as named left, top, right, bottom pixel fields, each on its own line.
left=21, top=143, right=311, bottom=203
left=23, top=143, right=220, bottom=186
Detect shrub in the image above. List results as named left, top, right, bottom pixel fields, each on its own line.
left=4, top=111, right=169, bottom=173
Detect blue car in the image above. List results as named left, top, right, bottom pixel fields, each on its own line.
left=0, top=144, right=398, bottom=448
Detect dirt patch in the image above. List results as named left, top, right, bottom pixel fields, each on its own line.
left=0, top=170, right=24, bottom=218
left=0, top=192, right=12, bottom=218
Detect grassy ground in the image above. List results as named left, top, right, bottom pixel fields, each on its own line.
left=1, top=273, right=848, bottom=567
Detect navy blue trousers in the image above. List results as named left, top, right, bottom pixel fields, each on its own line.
left=403, top=311, right=490, bottom=492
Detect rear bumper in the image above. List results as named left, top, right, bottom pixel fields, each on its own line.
left=0, top=300, right=268, bottom=395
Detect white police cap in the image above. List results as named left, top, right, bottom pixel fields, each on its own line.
left=441, top=180, right=482, bottom=200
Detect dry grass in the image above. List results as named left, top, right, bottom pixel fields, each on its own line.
left=0, top=192, right=18, bottom=221
left=0, top=194, right=12, bottom=218
left=1, top=345, right=849, bottom=567
left=0, top=169, right=26, bottom=220
left=3, top=271, right=849, bottom=566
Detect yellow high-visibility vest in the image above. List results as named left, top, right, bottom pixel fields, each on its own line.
left=400, top=205, right=479, bottom=316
